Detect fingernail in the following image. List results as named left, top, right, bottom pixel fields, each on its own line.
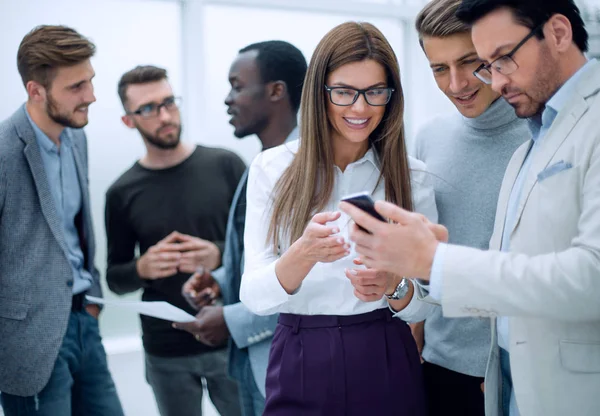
left=333, top=227, right=340, bottom=234
left=344, top=243, right=351, bottom=249
left=348, top=269, right=358, bottom=275
left=337, top=238, right=343, bottom=244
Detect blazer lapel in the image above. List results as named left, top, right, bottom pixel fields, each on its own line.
left=510, top=95, right=589, bottom=237
left=510, top=61, right=600, bottom=237
left=489, top=141, right=532, bottom=250
left=14, top=107, right=69, bottom=256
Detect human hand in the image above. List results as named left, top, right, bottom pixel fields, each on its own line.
left=345, top=258, right=396, bottom=302
left=85, top=304, right=101, bottom=319
left=181, top=267, right=221, bottom=310
left=172, top=305, right=229, bottom=347
left=136, top=232, right=183, bottom=280
left=339, top=201, right=448, bottom=281
left=172, top=232, right=221, bottom=273
left=296, top=211, right=350, bottom=264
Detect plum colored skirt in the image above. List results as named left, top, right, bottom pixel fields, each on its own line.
left=263, top=308, right=426, bottom=416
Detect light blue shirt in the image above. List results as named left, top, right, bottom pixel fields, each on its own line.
left=429, top=58, right=596, bottom=414
left=26, top=110, right=93, bottom=294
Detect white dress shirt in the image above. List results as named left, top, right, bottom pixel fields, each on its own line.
left=240, top=139, right=438, bottom=317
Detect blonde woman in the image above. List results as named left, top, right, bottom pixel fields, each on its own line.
left=240, top=22, right=436, bottom=415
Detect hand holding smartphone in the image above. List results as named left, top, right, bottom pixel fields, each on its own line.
left=340, top=191, right=385, bottom=232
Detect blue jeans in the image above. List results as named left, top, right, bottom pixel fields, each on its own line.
left=499, top=348, right=520, bottom=416
left=237, top=355, right=265, bottom=416
left=0, top=310, right=124, bottom=416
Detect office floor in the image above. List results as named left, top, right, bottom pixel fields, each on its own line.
left=107, top=350, right=220, bottom=416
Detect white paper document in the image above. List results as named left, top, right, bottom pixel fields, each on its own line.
left=86, top=296, right=196, bottom=323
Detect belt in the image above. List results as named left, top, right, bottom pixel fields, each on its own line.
left=72, top=292, right=86, bottom=311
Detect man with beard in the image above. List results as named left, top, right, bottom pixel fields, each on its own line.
left=0, top=25, right=124, bottom=415
left=341, top=0, right=600, bottom=415
left=105, top=65, right=245, bottom=416
left=174, top=41, right=307, bottom=416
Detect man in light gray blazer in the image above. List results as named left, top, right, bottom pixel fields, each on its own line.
left=342, top=1, right=600, bottom=415
left=176, top=41, right=307, bottom=416
left=0, top=25, right=123, bottom=416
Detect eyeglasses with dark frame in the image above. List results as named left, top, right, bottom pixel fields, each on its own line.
left=473, top=24, right=543, bottom=85
left=128, top=96, right=182, bottom=119
left=324, top=85, right=395, bottom=106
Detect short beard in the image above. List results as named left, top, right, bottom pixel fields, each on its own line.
left=509, top=43, right=561, bottom=119
left=46, top=93, right=88, bottom=128
left=138, top=123, right=182, bottom=150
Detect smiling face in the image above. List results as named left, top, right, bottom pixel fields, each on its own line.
left=43, top=59, right=96, bottom=128
left=471, top=8, right=561, bottom=118
left=325, top=59, right=388, bottom=152
left=423, top=32, right=500, bottom=118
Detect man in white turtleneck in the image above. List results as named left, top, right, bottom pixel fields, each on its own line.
left=410, top=1, right=529, bottom=415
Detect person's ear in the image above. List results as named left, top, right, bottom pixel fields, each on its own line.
left=26, top=80, right=46, bottom=103
left=121, top=114, right=136, bottom=129
left=546, top=14, right=573, bottom=54
left=268, top=81, right=287, bottom=103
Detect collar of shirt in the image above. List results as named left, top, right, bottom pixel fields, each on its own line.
left=285, top=126, right=299, bottom=143
left=25, top=106, right=72, bottom=154
left=335, top=146, right=379, bottom=172
left=528, top=58, right=597, bottom=141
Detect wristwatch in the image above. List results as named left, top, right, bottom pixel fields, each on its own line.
left=385, top=278, right=409, bottom=300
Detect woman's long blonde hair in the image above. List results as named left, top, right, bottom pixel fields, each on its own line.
left=267, top=21, right=413, bottom=250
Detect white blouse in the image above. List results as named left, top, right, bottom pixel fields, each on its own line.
left=240, top=140, right=438, bottom=318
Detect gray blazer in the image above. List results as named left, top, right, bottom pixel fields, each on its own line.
left=0, top=105, right=102, bottom=397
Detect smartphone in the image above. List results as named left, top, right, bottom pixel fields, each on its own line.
left=341, top=192, right=385, bottom=231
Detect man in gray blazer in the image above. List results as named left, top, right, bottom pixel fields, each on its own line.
left=176, top=41, right=307, bottom=416
left=343, top=1, right=600, bottom=415
left=0, top=25, right=123, bottom=416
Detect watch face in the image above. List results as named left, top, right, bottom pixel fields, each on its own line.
left=390, top=279, right=408, bottom=300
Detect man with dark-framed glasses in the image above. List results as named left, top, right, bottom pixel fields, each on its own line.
left=472, top=24, right=542, bottom=85
left=104, top=65, right=245, bottom=416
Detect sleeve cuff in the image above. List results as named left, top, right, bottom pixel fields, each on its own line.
left=222, top=303, right=243, bottom=348
left=240, top=260, right=295, bottom=315
left=429, top=243, right=447, bottom=301
left=391, top=280, right=420, bottom=322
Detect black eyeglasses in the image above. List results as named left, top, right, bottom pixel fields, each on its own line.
left=128, top=96, right=182, bottom=118
left=324, top=86, right=395, bottom=106
left=473, top=24, right=543, bottom=85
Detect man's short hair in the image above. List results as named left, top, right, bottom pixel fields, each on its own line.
left=17, top=25, right=96, bottom=89
left=456, top=0, right=589, bottom=53
left=415, top=0, right=470, bottom=48
left=239, top=41, right=307, bottom=112
left=117, top=65, right=168, bottom=107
